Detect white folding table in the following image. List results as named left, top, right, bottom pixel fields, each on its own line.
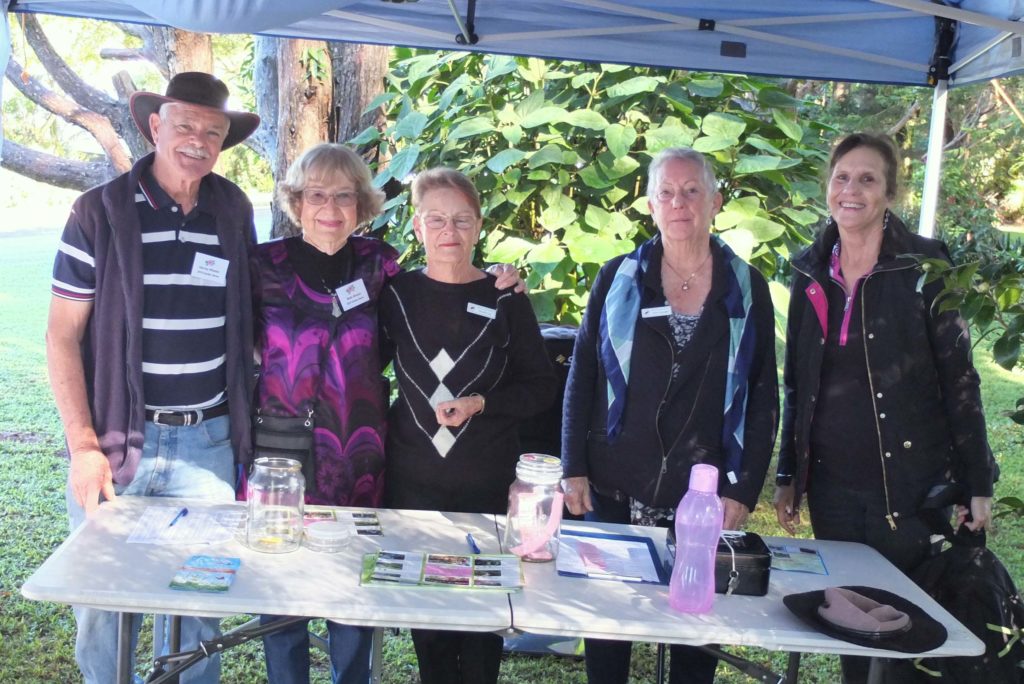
left=21, top=496, right=510, bottom=683
left=508, top=519, right=984, bottom=683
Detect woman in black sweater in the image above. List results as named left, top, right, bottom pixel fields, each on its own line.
left=380, top=167, right=556, bottom=684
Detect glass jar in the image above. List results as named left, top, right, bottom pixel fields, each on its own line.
left=504, top=454, right=564, bottom=562
left=246, top=457, right=305, bottom=553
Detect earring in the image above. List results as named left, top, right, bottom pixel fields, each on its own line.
left=883, top=208, right=890, bottom=231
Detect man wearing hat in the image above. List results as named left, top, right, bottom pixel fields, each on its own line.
left=47, top=72, right=260, bottom=683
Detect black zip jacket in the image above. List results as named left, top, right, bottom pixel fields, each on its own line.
left=776, top=215, right=995, bottom=527
left=562, top=238, right=778, bottom=510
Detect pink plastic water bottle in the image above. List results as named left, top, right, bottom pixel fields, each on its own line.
left=669, top=464, right=724, bottom=613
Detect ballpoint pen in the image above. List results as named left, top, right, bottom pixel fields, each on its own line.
left=168, top=507, right=189, bottom=527
left=465, top=532, right=482, bottom=554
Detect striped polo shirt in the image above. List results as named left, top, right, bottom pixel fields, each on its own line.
left=52, top=167, right=229, bottom=411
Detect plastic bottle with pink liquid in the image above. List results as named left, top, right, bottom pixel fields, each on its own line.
left=668, top=463, right=724, bottom=613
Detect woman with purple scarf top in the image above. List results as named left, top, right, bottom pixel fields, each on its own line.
left=253, top=144, right=522, bottom=684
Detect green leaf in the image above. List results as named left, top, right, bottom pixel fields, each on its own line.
left=701, top=112, right=746, bottom=140
left=518, top=57, right=548, bottom=85
left=644, top=124, right=697, bottom=152
left=502, top=125, right=524, bottom=145
left=596, top=152, right=640, bottom=180
left=600, top=63, right=630, bottom=73
left=539, top=194, right=577, bottom=230
left=734, top=154, right=789, bottom=174
left=605, top=123, right=638, bottom=158
left=579, top=164, right=617, bottom=189
left=773, top=110, right=803, bottom=142
left=606, top=76, right=661, bottom=98
left=584, top=204, right=611, bottom=232
left=567, top=233, right=634, bottom=264
left=484, top=55, right=517, bottom=81
left=571, top=72, right=599, bottom=89
left=486, top=149, right=527, bottom=174
left=738, top=216, right=787, bottom=242
left=521, top=106, right=570, bottom=128
left=449, top=116, right=495, bottom=140
left=716, top=227, right=757, bottom=261
left=758, top=88, right=801, bottom=109
left=348, top=125, right=380, bottom=145
left=526, top=239, right=566, bottom=266
left=688, top=78, right=724, bottom=98
left=362, top=91, right=399, bottom=115
left=487, top=236, right=535, bottom=263
left=394, top=111, right=429, bottom=140
left=565, top=109, right=610, bottom=130
left=780, top=207, right=821, bottom=226
left=693, top=135, right=736, bottom=153
left=528, top=144, right=567, bottom=169
left=437, top=73, right=472, bottom=111
left=514, top=90, right=546, bottom=118
left=715, top=196, right=762, bottom=230
left=385, top=144, right=420, bottom=183
left=993, top=332, right=1021, bottom=370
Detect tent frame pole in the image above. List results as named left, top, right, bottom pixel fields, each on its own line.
left=919, top=78, right=948, bottom=238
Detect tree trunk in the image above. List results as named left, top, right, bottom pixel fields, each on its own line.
left=271, top=39, right=333, bottom=238
left=249, top=36, right=280, bottom=162
left=329, top=43, right=390, bottom=144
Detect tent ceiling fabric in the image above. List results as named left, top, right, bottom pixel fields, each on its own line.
left=9, top=0, right=1024, bottom=87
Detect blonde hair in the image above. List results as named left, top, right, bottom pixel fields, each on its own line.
left=277, top=143, right=384, bottom=227
left=411, top=167, right=482, bottom=217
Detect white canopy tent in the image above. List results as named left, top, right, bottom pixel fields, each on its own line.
left=5, top=0, right=1024, bottom=235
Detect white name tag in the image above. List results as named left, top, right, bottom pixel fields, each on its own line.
left=641, top=305, right=672, bottom=318
left=467, top=302, right=497, bottom=320
left=190, top=253, right=229, bottom=284
left=335, top=279, right=370, bottom=311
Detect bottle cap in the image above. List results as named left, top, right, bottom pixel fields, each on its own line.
left=516, top=453, right=563, bottom=485
left=688, top=463, right=719, bottom=493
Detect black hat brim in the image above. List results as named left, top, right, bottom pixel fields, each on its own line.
left=129, top=92, right=260, bottom=151
left=783, top=585, right=947, bottom=653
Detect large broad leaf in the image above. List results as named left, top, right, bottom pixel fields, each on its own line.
left=579, top=164, right=617, bottom=189
left=993, top=332, right=1021, bottom=370
left=484, top=55, right=517, bottom=81
left=716, top=227, right=757, bottom=261
left=605, top=123, right=638, bottom=158
left=486, top=148, right=527, bottom=174
left=539, top=194, right=577, bottom=230
left=567, top=233, right=634, bottom=264
left=449, top=116, right=495, bottom=140
left=701, top=112, right=746, bottom=140
left=383, top=144, right=420, bottom=184
left=487, top=236, right=536, bottom=263
left=518, top=57, right=549, bottom=85
left=597, top=152, right=640, bottom=180
left=773, top=109, right=803, bottom=142
left=606, top=76, right=662, bottom=98
left=348, top=125, right=380, bottom=145
left=362, top=91, right=399, bottom=115
left=734, top=154, right=800, bottom=175
left=571, top=72, right=599, bottom=88
left=739, top=216, right=787, bottom=242
left=502, top=125, right=524, bottom=145
left=781, top=207, right=821, bottom=226
left=758, top=88, right=801, bottom=109
left=528, top=288, right=557, bottom=323
left=565, top=109, right=610, bottom=130
left=521, top=106, right=569, bottom=128
left=394, top=111, right=429, bottom=140
left=584, top=204, right=612, bottom=232
left=715, top=196, right=761, bottom=230
left=526, top=240, right=567, bottom=282
left=688, top=78, right=724, bottom=98
left=529, top=144, right=568, bottom=169
left=514, top=90, right=546, bottom=118
left=645, top=124, right=697, bottom=152
left=437, top=73, right=472, bottom=111
left=693, top=136, right=736, bottom=153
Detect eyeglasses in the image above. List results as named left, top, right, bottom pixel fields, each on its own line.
left=302, top=189, right=358, bottom=207
left=419, top=212, right=478, bottom=231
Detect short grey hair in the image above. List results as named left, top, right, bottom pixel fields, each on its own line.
left=646, top=147, right=717, bottom=197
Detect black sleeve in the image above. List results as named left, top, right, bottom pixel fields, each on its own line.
left=483, top=291, right=557, bottom=419
left=776, top=274, right=807, bottom=487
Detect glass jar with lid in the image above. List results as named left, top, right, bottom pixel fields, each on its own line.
left=504, top=453, right=564, bottom=562
left=246, top=456, right=305, bottom=553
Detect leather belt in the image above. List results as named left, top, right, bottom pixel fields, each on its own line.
left=146, top=402, right=229, bottom=427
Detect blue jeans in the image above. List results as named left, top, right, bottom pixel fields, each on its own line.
left=67, top=416, right=236, bottom=684
left=260, top=616, right=372, bottom=684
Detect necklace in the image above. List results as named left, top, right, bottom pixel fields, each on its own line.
left=321, top=278, right=342, bottom=317
left=663, top=250, right=711, bottom=292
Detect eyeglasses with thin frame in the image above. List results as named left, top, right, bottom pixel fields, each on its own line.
left=302, top=189, right=358, bottom=207
left=418, top=212, right=479, bottom=231
left=652, top=186, right=705, bottom=205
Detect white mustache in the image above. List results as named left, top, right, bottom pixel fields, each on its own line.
left=176, top=145, right=210, bottom=160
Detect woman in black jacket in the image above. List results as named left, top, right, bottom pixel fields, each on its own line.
left=561, top=147, right=779, bottom=684
left=773, top=133, right=996, bottom=683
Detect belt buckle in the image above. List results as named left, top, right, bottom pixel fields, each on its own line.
left=151, top=409, right=171, bottom=426
left=191, top=408, right=204, bottom=426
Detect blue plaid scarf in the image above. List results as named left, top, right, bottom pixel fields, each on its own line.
left=599, top=234, right=756, bottom=485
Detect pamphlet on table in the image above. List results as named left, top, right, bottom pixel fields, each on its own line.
left=360, top=550, right=523, bottom=591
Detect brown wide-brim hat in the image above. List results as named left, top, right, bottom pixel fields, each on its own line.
left=129, top=72, right=260, bottom=150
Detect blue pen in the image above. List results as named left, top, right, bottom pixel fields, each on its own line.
left=465, top=532, right=481, bottom=554
left=168, top=507, right=189, bottom=527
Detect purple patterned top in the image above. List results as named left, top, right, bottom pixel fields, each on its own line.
left=254, top=236, right=400, bottom=506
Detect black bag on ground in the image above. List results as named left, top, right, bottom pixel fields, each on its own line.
left=902, top=520, right=1024, bottom=683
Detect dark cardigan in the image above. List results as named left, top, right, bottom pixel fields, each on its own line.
left=70, top=153, right=257, bottom=484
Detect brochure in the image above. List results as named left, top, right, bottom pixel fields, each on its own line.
left=557, top=529, right=669, bottom=584
left=360, top=550, right=523, bottom=591
left=304, top=507, right=383, bottom=536
left=767, top=543, right=829, bottom=575
left=169, top=555, right=241, bottom=592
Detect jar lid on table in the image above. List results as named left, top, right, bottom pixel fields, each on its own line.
left=304, top=521, right=353, bottom=553
left=515, top=453, right=563, bottom=485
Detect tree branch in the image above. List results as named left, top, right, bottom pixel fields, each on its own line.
left=1, top=139, right=116, bottom=191
left=100, top=48, right=148, bottom=62
left=5, top=58, right=133, bottom=173
left=21, top=14, right=118, bottom=116
left=886, top=100, right=920, bottom=138
left=991, top=79, right=1024, bottom=127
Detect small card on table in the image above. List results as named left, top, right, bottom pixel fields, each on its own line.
left=169, top=555, right=241, bottom=593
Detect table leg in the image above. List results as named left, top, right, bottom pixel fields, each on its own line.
left=167, top=615, right=182, bottom=684
left=655, top=643, right=667, bottom=684
left=867, top=657, right=883, bottom=684
left=117, top=611, right=132, bottom=684
left=785, top=652, right=801, bottom=683
left=370, top=628, right=384, bottom=684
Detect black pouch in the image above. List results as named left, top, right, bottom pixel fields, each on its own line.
left=715, top=531, right=771, bottom=596
left=252, top=410, right=316, bottom=488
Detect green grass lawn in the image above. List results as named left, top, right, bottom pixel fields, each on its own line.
left=1, top=228, right=1020, bottom=683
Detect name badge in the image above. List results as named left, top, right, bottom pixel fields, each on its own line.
left=641, top=305, right=672, bottom=318
left=190, top=253, right=229, bottom=284
left=467, top=302, right=497, bottom=320
left=334, top=279, right=370, bottom=311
